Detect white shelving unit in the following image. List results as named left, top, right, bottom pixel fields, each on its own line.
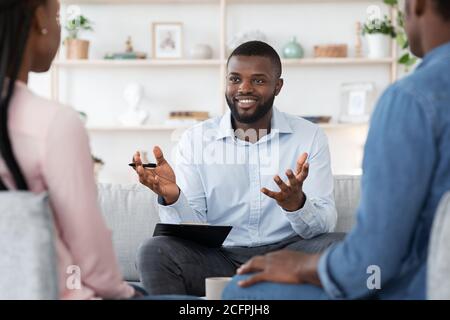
left=48, top=0, right=396, bottom=182
left=53, top=0, right=398, bottom=120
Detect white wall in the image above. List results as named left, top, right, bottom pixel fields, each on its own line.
left=29, top=1, right=394, bottom=184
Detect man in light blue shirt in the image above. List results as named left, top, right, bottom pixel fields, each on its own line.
left=134, top=41, right=344, bottom=295
left=223, top=0, right=450, bottom=300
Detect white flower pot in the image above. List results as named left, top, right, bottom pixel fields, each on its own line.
left=366, top=34, right=391, bottom=58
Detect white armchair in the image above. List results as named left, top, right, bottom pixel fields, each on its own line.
left=427, top=191, right=450, bottom=299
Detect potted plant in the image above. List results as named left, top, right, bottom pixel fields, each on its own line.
left=92, top=155, right=104, bottom=182
left=64, top=15, right=93, bottom=59
left=383, top=0, right=418, bottom=69
left=362, top=15, right=396, bottom=58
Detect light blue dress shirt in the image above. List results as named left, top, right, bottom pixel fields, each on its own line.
left=158, top=107, right=337, bottom=247
left=318, top=42, right=450, bottom=299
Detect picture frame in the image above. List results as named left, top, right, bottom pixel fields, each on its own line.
left=339, top=82, right=375, bottom=123
left=152, top=22, right=183, bottom=59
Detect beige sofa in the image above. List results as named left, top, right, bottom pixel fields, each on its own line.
left=97, top=175, right=362, bottom=283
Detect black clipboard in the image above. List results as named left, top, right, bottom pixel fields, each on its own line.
left=152, top=223, right=232, bottom=248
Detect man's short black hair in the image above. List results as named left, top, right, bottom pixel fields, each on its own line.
left=433, top=0, right=450, bottom=21
left=227, top=41, right=282, bottom=78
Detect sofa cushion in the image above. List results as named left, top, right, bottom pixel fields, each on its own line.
left=97, top=183, right=158, bottom=282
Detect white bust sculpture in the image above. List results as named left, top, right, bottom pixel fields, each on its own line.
left=118, top=83, right=148, bottom=126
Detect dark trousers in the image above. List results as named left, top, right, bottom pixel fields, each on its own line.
left=136, top=233, right=346, bottom=296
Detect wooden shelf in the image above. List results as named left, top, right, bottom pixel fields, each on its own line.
left=86, top=122, right=367, bottom=132
left=282, top=58, right=394, bottom=65
left=228, top=0, right=381, bottom=3
left=61, top=0, right=382, bottom=4
left=54, top=58, right=393, bottom=68
left=54, top=59, right=223, bottom=68
left=61, top=0, right=220, bottom=4
left=87, top=125, right=191, bottom=131
left=319, top=122, right=368, bottom=129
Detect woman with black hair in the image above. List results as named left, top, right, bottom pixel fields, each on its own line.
left=0, top=0, right=135, bottom=299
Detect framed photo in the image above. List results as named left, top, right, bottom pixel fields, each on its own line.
left=152, top=22, right=183, bottom=59
left=339, top=82, right=375, bottom=123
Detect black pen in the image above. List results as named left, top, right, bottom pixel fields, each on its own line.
left=129, top=163, right=157, bottom=168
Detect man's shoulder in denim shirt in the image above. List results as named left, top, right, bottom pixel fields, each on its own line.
left=393, top=41, right=450, bottom=128
left=318, top=41, right=450, bottom=300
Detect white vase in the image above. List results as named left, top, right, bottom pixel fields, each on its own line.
left=189, top=44, right=213, bottom=60
left=366, top=34, right=391, bottom=58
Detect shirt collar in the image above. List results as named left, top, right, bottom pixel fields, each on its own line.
left=216, top=106, right=293, bottom=140
left=417, top=41, right=450, bottom=70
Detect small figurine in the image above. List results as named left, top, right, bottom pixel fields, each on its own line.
left=125, top=36, right=133, bottom=53
left=104, top=36, right=147, bottom=60
left=355, top=22, right=363, bottom=58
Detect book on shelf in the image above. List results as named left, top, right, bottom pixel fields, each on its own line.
left=164, top=111, right=210, bottom=126
left=169, top=111, right=209, bottom=120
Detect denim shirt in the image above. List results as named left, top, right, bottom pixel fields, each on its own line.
left=318, top=42, right=450, bottom=299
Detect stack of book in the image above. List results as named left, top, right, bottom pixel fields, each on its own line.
left=165, top=111, right=210, bottom=126
left=314, top=44, right=348, bottom=58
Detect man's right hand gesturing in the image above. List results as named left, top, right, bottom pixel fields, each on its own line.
left=133, top=146, right=180, bottom=205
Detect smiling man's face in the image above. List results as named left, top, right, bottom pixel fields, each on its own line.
left=225, top=55, right=283, bottom=124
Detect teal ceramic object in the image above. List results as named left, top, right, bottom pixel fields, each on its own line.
left=282, top=37, right=304, bottom=59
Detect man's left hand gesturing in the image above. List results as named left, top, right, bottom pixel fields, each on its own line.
left=261, top=152, right=309, bottom=212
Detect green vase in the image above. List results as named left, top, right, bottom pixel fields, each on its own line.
left=282, top=37, right=304, bottom=59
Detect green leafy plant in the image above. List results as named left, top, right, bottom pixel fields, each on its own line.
left=383, top=0, right=418, bottom=68
left=362, top=15, right=396, bottom=38
left=383, top=0, right=398, bottom=5
left=65, top=15, right=93, bottom=40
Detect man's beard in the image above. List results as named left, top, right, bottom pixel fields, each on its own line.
left=226, top=93, right=276, bottom=124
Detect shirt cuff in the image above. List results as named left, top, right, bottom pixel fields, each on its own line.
left=282, top=197, right=320, bottom=230
left=318, top=246, right=345, bottom=299
left=157, top=190, right=190, bottom=221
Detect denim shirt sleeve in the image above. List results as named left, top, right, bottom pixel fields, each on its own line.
left=318, top=84, right=436, bottom=299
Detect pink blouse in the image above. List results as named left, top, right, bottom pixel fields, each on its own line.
left=0, top=82, right=135, bottom=300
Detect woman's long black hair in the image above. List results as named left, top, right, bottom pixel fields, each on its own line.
left=0, top=0, right=43, bottom=190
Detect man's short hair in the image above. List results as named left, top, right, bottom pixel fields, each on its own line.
left=433, top=0, right=450, bottom=21
left=227, top=41, right=282, bottom=78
